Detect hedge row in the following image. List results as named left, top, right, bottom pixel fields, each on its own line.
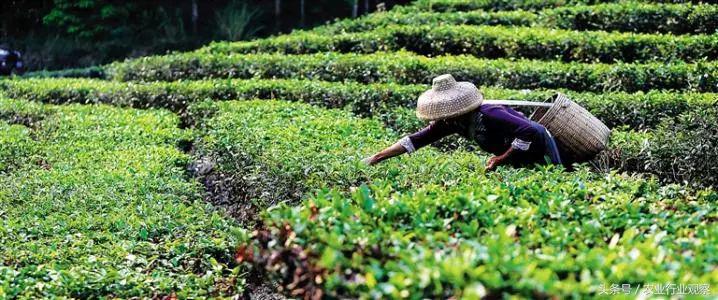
left=408, top=0, right=700, bottom=12
left=192, top=99, right=718, bottom=298
left=202, top=24, right=718, bottom=63
left=3, top=78, right=717, bottom=130
left=542, top=2, right=718, bottom=34
left=609, top=107, right=718, bottom=188
left=108, top=51, right=718, bottom=93
left=318, top=2, right=718, bottom=35
left=23, top=66, right=106, bottom=79
left=0, top=121, right=35, bottom=172
left=0, top=97, right=244, bottom=298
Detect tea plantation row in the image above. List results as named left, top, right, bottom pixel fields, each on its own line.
left=190, top=99, right=718, bottom=298
left=3, top=77, right=716, bottom=187
left=0, top=97, right=245, bottom=298
left=107, top=51, right=718, bottom=93
left=4, top=77, right=716, bottom=129
left=318, top=2, right=718, bottom=35
left=410, top=0, right=702, bottom=12
left=204, top=24, right=718, bottom=63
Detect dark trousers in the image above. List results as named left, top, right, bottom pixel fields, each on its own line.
left=509, top=122, right=562, bottom=167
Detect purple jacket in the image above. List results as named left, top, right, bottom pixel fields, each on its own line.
left=400, top=104, right=545, bottom=160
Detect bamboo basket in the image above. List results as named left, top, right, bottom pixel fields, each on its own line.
left=484, top=93, right=611, bottom=162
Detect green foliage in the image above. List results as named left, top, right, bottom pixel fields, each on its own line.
left=612, top=107, right=718, bottom=188
left=23, top=66, right=106, bottom=79
left=204, top=24, right=718, bottom=63
left=318, top=2, right=718, bottom=35
left=43, top=0, right=133, bottom=40
left=0, top=122, right=36, bottom=172
left=193, top=99, right=718, bottom=298
left=409, top=0, right=697, bottom=12
left=541, top=2, right=718, bottom=34
left=0, top=97, right=245, bottom=298
left=215, top=1, right=262, bottom=41
left=5, top=0, right=718, bottom=297
left=107, top=51, right=718, bottom=93
left=2, top=78, right=717, bottom=131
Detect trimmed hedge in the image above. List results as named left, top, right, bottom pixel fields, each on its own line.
left=318, top=2, right=718, bottom=35
left=202, top=25, right=718, bottom=63
left=312, top=10, right=534, bottom=34
left=542, top=2, right=718, bottom=34
left=2, top=78, right=717, bottom=130
left=610, top=107, right=718, bottom=188
left=192, top=99, right=718, bottom=298
left=0, top=122, right=35, bottom=172
left=0, top=97, right=245, bottom=298
left=408, top=0, right=699, bottom=12
left=23, top=66, right=106, bottom=79
left=108, top=51, right=718, bottom=93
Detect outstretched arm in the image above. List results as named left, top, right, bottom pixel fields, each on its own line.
left=363, top=121, right=454, bottom=165
left=362, top=141, right=407, bottom=165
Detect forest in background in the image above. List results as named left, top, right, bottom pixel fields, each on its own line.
left=1, top=0, right=410, bottom=71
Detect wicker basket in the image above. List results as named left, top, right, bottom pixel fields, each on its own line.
left=529, top=93, right=611, bottom=162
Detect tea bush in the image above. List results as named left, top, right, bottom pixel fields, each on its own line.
left=318, top=2, right=718, bottom=35
left=0, top=122, right=35, bottom=172
left=541, top=2, right=718, bottom=34
left=107, top=51, right=718, bottom=93
left=192, top=99, right=718, bottom=298
left=409, top=0, right=699, bottom=12
left=0, top=97, right=245, bottom=298
left=203, top=24, right=718, bottom=63
left=612, top=107, right=718, bottom=188
left=3, top=77, right=717, bottom=130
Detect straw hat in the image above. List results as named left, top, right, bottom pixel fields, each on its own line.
left=416, top=74, right=483, bottom=121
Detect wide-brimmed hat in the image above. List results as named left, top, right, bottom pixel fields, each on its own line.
left=416, top=74, right=484, bottom=121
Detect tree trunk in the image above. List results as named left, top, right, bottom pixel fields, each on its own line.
left=300, top=0, right=305, bottom=28
left=275, top=0, right=281, bottom=33
left=352, top=0, right=358, bottom=18
left=191, top=0, right=198, bottom=35
left=364, top=0, right=370, bottom=14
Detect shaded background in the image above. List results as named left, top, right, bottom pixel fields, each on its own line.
left=1, top=0, right=411, bottom=71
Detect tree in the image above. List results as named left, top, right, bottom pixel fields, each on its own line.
left=274, top=0, right=281, bottom=32
left=43, top=0, right=133, bottom=40
left=191, top=0, right=198, bottom=34
left=300, top=0, right=306, bottom=28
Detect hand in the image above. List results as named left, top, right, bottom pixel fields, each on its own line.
left=486, top=156, right=503, bottom=172
left=362, top=155, right=377, bottom=166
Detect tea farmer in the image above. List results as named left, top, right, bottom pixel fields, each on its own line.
left=363, top=74, right=562, bottom=171
left=0, top=48, right=25, bottom=76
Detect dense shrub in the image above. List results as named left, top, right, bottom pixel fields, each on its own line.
left=2, top=78, right=716, bottom=130
left=0, top=97, right=245, bottom=298
left=315, top=10, right=535, bottom=34
left=107, top=51, right=718, bottom=93
left=0, top=122, right=35, bottom=171
left=318, top=2, right=718, bottom=35
left=409, top=0, right=613, bottom=12
left=203, top=25, right=718, bottom=63
left=23, top=66, right=106, bottom=79
left=612, top=107, right=718, bottom=188
left=192, top=99, right=718, bottom=298
left=409, top=0, right=701, bottom=12
left=541, top=2, right=718, bottom=34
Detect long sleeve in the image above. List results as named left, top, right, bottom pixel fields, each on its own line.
left=398, top=121, right=455, bottom=154
left=481, top=106, right=540, bottom=151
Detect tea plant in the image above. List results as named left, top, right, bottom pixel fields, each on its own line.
left=0, top=97, right=245, bottom=298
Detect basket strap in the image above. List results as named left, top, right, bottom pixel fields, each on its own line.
left=484, top=99, right=553, bottom=108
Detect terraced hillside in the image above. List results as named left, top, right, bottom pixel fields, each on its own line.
left=2, top=0, right=718, bottom=298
